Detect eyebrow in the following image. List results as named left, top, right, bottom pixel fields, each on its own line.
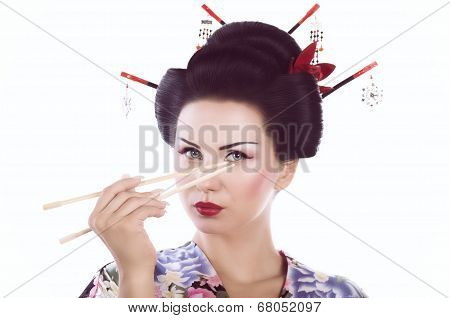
left=179, top=138, right=258, bottom=150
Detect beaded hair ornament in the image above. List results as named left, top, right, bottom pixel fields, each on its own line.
left=120, top=3, right=378, bottom=108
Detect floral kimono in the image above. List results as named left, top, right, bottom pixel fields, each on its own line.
left=79, top=240, right=367, bottom=298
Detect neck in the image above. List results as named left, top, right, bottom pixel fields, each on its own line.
left=191, top=205, right=284, bottom=284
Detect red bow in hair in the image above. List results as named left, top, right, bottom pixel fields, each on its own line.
left=288, top=41, right=336, bottom=94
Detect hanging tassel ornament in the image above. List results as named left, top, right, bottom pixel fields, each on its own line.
left=119, top=72, right=159, bottom=117
left=309, top=16, right=324, bottom=64
left=361, top=74, right=384, bottom=109
left=196, top=4, right=226, bottom=51
left=196, top=15, right=213, bottom=51
left=122, top=81, right=132, bottom=118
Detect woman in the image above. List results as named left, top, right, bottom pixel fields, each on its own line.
left=80, top=21, right=367, bottom=298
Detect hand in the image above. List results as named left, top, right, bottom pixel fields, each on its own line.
left=88, top=174, right=168, bottom=272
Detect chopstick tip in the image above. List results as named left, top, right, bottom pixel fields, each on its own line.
left=43, top=201, right=62, bottom=210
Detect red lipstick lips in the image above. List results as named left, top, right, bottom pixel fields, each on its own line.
left=194, top=201, right=224, bottom=216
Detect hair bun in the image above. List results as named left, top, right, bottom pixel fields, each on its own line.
left=186, top=22, right=302, bottom=99
left=203, top=21, right=300, bottom=73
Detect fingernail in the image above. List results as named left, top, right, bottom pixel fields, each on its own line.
left=163, top=201, right=170, bottom=206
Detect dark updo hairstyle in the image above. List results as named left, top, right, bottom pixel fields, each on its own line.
left=155, top=21, right=323, bottom=163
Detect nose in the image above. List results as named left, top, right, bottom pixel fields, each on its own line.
left=194, top=163, right=223, bottom=193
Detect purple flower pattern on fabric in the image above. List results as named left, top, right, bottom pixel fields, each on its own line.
left=79, top=241, right=367, bottom=298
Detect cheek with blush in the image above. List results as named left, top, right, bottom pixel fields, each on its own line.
left=228, top=168, right=274, bottom=200
left=225, top=171, right=275, bottom=223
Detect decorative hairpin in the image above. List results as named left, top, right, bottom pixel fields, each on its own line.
left=288, top=3, right=320, bottom=35
left=287, top=40, right=379, bottom=97
left=197, top=13, right=213, bottom=50
left=120, top=3, right=379, bottom=106
left=201, top=4, right=226, bottom=25
left=309, top=15, right=324, bottom=63
left=121, top=72, right=158, bottom=89
left=196, top=4, right=226, bottom=51
left=120, top=72, right=158, bottom=117
left=288, top=40, right=335, bottom=94
left=322, top=61, right=378, bottom=98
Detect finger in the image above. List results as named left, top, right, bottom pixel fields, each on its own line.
left=101, top=189, right=163, bottom=216
left=99, top=190, right=138, bottom=215
left=121, top=173, right=137, bottom=192
left=108, top=195, right=167, bottom=224
left=93, top=176, right=144, bottom=213
left=126, top=204, right=167, bottom=222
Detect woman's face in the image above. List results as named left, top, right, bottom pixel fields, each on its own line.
left=173, top=98, right=289, bottom=234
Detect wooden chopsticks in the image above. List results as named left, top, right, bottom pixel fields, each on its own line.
left=51, top=161, right=235, bottom=244
left=43, top=162, right=230, bottom=211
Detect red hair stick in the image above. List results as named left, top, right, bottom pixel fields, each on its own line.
left=201, top=4, right=226, bottom=25
left=288, top=3, right=320, bottom=35
left=321, top=61, right=378, bottom=98
left=120, top=72, right=158, bottom=89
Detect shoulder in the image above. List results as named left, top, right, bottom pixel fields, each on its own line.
left=283, top=252, right=368, bottom=298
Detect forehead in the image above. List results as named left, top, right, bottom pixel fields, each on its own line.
left=176, top=99, right=265, bottom=143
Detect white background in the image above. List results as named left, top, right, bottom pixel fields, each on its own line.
left=0, top=0, right=449, bottom=298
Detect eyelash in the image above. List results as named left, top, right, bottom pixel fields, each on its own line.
left=177, top=147, right=251, bottom=162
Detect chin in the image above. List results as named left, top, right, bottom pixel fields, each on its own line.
left=191, top=220, right=227, bottom=234
left=187, top=207, right=229, bottom=234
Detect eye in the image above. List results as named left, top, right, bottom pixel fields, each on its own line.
left=225, top=151, right=249, bottom=162
left=178, top=147, right=203, bottom=160
left=177, top=148, right=250, bottom=162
